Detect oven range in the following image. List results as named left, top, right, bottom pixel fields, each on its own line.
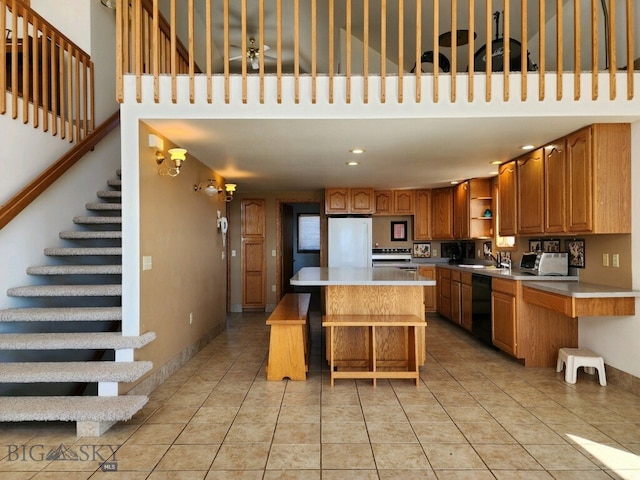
left=371, top=248, right=415, bottom=270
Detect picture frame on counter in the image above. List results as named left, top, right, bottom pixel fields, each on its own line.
left=543, top=239, right=561, bottom=253
left=391, top=221, right=407, bottom=241
left=566, top=239, right=586, bottom=268
left=413, top=243, right=431, bottom=258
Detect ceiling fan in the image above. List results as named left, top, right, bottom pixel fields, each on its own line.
left=229, top=37, right=276, bottom=70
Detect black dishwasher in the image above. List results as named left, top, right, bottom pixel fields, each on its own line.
left=471, top=274, right=493, bottom=347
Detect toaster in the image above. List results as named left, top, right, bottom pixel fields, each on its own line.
left=519, top=252, right=569, bottom=276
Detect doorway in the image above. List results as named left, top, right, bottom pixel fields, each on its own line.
left=278, top=201, right=321, bottom=310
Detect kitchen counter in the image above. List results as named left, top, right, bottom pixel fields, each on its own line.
left=524, top=281, right=640, bottom=298
left=290, top=267, right=436, bottom=286
left=437, top=263, right=579, bottom=281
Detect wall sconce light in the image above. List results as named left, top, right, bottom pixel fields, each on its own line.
left=157, top=148, right=187, bottom=177
left=194, top=180, right=237, bottom=202
left=100, top=0, right=117, bottom=9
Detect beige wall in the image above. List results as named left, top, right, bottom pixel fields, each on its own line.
left=132, top=123, right=228, bottom=388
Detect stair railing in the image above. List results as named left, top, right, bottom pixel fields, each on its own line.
left=1, top=0, right=94, bottom=142
left=0, top=110, right=119, bottom=231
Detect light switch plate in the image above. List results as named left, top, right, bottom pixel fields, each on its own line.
left=612, top=253, right=620, bottom=268
left=602, top=253, right=609, bottom=267
left=142, top=256, right=152, bottom=270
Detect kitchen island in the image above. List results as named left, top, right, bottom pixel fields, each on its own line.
left=290, top=267, right=436, bottom=380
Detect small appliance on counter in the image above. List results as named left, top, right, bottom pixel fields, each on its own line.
left=371, top=248, right=415, bottom=271
left=519, top=252, right=569, bottom=276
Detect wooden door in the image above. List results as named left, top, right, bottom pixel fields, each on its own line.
left=498, top=161, right=517, bottom=236
left=431, top=187, right=454, bottom=239
left=517, top=149, right=545, bottom=234
left=566, top=127, right=593, bottom=233
left=413, top=189, right=431, bottom=240
left=492, top=291, right=517, bottom=355
left=242, top=199, right=266, bottom=310
left=544, top=140, right=567, bottom=233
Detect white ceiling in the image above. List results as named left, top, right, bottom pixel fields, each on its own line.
left=144, top=113, right=636, bottom=193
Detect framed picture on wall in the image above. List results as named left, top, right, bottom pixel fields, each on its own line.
left=528, top=239, right=542, bottom=253
left=413, top=243, right=431, bottom=258
left=543, top=239, right=561, bottom=253
left=391, top=221, right=407, bottom=241
left=566, top=239, right=585, bottom=268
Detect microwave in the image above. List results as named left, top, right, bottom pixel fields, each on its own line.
left=519, top=252, right=569, bottom=276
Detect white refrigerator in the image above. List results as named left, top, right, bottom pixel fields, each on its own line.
left=328, top=217, right=372, bottom=267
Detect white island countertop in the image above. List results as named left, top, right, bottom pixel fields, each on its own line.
left=524, top=281, right=640, bottom=298
left=290, top=267, right=436, bottom=286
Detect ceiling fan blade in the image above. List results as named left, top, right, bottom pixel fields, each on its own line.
left=261, top=44, right=271, bottom=52
left=228, top=55, right=244, bottom=61
left=262, top=54, right=277, bottom=62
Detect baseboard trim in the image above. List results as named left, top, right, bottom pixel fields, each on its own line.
left=605, top=364, right=640, bottom=396
left=127, top=323, right=225, bottom=397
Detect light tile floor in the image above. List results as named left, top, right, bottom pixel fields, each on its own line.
left=2, top=311, right=640, bottom=479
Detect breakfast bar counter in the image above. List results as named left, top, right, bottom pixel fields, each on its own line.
left=291, top=267, right=435, bottom=374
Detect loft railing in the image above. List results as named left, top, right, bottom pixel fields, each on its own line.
left=118, top=0, right=637, bottom=105
left=1, top=0, right=94, bottom=142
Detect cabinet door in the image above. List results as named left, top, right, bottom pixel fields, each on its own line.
left=350, top=188, right=375, bottom=214
left=437, top=268, right=451, bottom=320
left=566, top=127, right=593, bottom=233
left=374, top=190, right=393, bottom=214
left=517, top=149, right=544, bottom=234
left=453, top=181, right=470, bottom=239
left=413, top=189, right=431, bottom=240
left=394, top=190, right=415, bottom=214
left=431, top=187, right=454, bottom=239
left=418, top=266, right=436, bottom=312
left=544, top=140, right=567, bottom=233
left=492, top=291, right=517, bottom=356
left=498, top=161, right=517, bottom=236
left=451, top=280, right=461, bottom=325
left=461, top=283, right=473, bottom=331
left=325, top=188, right=350, bottom=214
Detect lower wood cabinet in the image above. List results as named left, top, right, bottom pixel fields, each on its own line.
left=418, top=266, right=436, bottom=312
left=460, top=273, right=472, bottom=331
left=491, top=281, right=518, bottom=356
left=436, top=266, right=451, bottom=320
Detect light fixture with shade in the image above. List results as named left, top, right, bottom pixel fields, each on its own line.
left=157, top=148, right=187, bottom=177
left=194, top=180, right=237, bottom=202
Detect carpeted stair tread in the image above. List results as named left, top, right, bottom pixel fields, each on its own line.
left=85, top=202, right=122, bottom=211
left=7, top=284, right=122, bottom=297
left=59, top=230, right=122, bottom=239
left=0, top=306, right=122, bottom=322
left=107, top=178, right=121, bottom=188
left=0, top=332, right=155, bottom=350
left=0, top=395, right=148, bottom=422
left=97, top=190, right=122, bottom=199
left=0, top=361, right=152, bottom=383
left=73, top=216, right=122, bottom=225
left=44, top=247, right=122, bottom=256
left=27, top=265, right=122, bottom=275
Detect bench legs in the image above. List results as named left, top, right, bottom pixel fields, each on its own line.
left=267, top=324, right=308, bottom=381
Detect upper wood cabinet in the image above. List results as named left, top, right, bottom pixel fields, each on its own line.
left=431, top=187, right=454, bottom=239
left=325, top=188, right=375, bottom=214
left=544, top=140, right=567, bottom=233
left=374, top=189, right=415, bottom=215
left=393, top=190, right=415, bottom=214
left=517, top=148, right=545, bottom=234
left=469, top=178, right=494, bottom=239
left=453, top=181, right=470, bottom=239
left=413, top=189, right=431, bottom=240
left=497, top=161, right=517, bottom=236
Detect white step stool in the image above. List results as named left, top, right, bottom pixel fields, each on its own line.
left=556, top=348, right=607, bottom=386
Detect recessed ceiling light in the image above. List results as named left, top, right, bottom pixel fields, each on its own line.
left=490, top=160, right=502, bottom=165
left=521, top=145, right=535, bottom=150
left=346, top=161, right=359, bottom=166
left=450, top=181, right=459, bottom=185
left=350, top=148, right=365, bottom=154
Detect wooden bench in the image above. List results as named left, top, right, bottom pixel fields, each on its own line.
left=266, top=293, right=311, bottom=381
left=322, top=315, right=426, bottom=386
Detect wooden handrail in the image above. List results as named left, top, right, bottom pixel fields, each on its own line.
left=117, top=0, right=637, bottom=105
left=0, top=111, right=120, bottom=231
